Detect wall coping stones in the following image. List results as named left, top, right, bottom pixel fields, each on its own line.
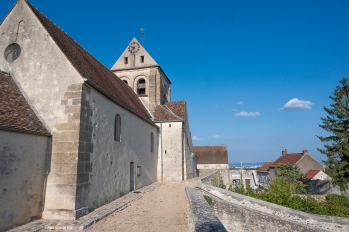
left=185, top=187, right=227, bottom=232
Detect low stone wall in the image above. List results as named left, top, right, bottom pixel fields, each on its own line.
left=198, top=169, right=217, bottom=177
left=185, top=187, right=227, bottom=232
left=198, top=171, right=349, bottom=232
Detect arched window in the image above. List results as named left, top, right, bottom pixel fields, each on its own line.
left=137, top=79, right=146, bottom=94
left=114, top=114, right=121, bottom=142
left=150, top=132, right=154, bottom=152
left=123, top=80, right=128, bottom=85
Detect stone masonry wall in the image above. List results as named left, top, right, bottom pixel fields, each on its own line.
left=197, top=171, right=349, bottom=232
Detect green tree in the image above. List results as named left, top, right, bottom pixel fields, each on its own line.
left=317, top=77, right=349, bottom=191
left=270, top=164, right=307, bottom=195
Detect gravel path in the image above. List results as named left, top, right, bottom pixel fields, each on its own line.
left=84, top=182, right=192, bottom=232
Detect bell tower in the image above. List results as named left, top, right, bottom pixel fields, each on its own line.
left=111, top=38, right=171, bottom=115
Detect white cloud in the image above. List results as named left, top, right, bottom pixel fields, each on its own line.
left=235, top=111, right=260, bottom=117
left=192, top=136, right=203, bottom=141
left=237, top=101, right=243, bottom=105
left=212, top=135, right=222, bottom=139
left=280, top=98, right=313, bottom=110
left=232, top=108, right=237, bottom=111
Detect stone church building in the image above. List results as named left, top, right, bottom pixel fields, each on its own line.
left=0, top=0, right=196, bottom=230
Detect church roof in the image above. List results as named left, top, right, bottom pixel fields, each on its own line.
left=193, top=146, right=228, bottom=164
left=153, top=101, right=187, bottom=122
left=26, top=1, right=154, bottom=126
left=0, top=71, right=50, bottom=136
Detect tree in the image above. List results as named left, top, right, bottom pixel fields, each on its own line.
left=317, top=77, right=349, bottom=191
left=270, top=164, right=307, bottom=196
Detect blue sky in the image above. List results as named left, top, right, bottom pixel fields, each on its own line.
left=2, top=0, right=349, bottom=163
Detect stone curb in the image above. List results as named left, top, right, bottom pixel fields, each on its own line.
left=186, top=187, right=227, bottom=232
left=8, top=182, right=161, bottom=231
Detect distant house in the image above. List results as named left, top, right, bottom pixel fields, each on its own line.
left=269, top=149, right=325, bottom=180
left=304, top=170, right=332, bottom=194
left=193, top=145, right=229, bottom=170
left=256, top=162, right=273, bottom=186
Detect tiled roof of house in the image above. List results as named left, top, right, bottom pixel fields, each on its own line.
left=304, top=170, right=320, bottom=180
left=26, top=1, right=153, bottom=125
left=257, top=162, right=274, bottom=173
left=0, top=71, right=50, bottom=136
left=154, top=101, right=186, bottom=121
left=193, top=146, right=228, bottom=164
left=271, top=153, right=304, bottom=167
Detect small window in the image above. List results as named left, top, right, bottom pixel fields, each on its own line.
left=124, top=57, right=128, bottom=64
left=140, top=56, right=144, bottom=63
left=123, top=80, right=128, bottom=85
left=137, top=166, right=141, bottom=176
left=137, top=79, right=146, bottom=94
left=114, top=114, right=121, bottom=141
left=165, top=150, right=167, bottom=154
left=150, top=132, right=154, bottom=152
left=169, top=124, right=171, bottom=128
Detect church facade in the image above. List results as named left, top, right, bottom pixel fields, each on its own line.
left=0, top=0, right=195, bottom=230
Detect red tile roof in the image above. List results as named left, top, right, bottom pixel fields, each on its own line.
left=154, top=101, right=187, bottom=121
left=26, top=1, right=154, bottom=126
left=0, top=71, right=50, bottom=136
left=193, top=146, right=228, bottom=164
left=304, top=170, right=320, bottom=180
left=257, top=162, right=274, bottom=173
left=271, top=153, right=304, bottom=167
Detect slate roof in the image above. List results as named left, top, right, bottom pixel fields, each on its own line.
left=26, top=1, right=153, bottom=125
left=193, top=146, right=228, bottom=164
left=154, top=101, right=187, bottom=121
left=257, top=162, right=274, bottom=173
left=0, top=71, right=50, bottom=136
left=271, top=153, right=304, bottom=167
left=304, top=170, right=320, bottom=180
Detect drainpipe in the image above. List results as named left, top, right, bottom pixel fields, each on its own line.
left=160, top=123, right=163, bottom=182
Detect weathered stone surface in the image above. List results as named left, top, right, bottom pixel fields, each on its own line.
left=186, top=187, right=227, bottom=232
left=199, top=171, right=349, bottom=232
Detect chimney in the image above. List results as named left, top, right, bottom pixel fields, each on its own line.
left=282, top=149, right=287, bottom=156
left=303, top=149, right=308, bottom=154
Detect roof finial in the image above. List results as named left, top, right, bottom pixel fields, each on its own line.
left=140, top=27, right=145, bottom=46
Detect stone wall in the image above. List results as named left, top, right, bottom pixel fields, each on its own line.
left=0, top=130, right=50, bottom=231
left=82, top=85, right=158, bottom=211
left=185, top=187, right=227, bottom=232
left=196, top=171, right=349, bottom=232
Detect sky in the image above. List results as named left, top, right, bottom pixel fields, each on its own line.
left=1, top=0, right=349, bottom=163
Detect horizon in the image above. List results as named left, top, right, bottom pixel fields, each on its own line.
left=1, top=0, right=348, bottom=163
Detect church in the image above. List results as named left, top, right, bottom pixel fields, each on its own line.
left=0, top=0, right=196, bottom=230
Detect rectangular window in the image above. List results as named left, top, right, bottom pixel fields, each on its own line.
left=124, top=57, right=128, bottom=64
left=169, top=124, right=171, bottom=128
left=140, top=56, right=144, bottom=63
left=137, top=166, right=141, bottom=176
